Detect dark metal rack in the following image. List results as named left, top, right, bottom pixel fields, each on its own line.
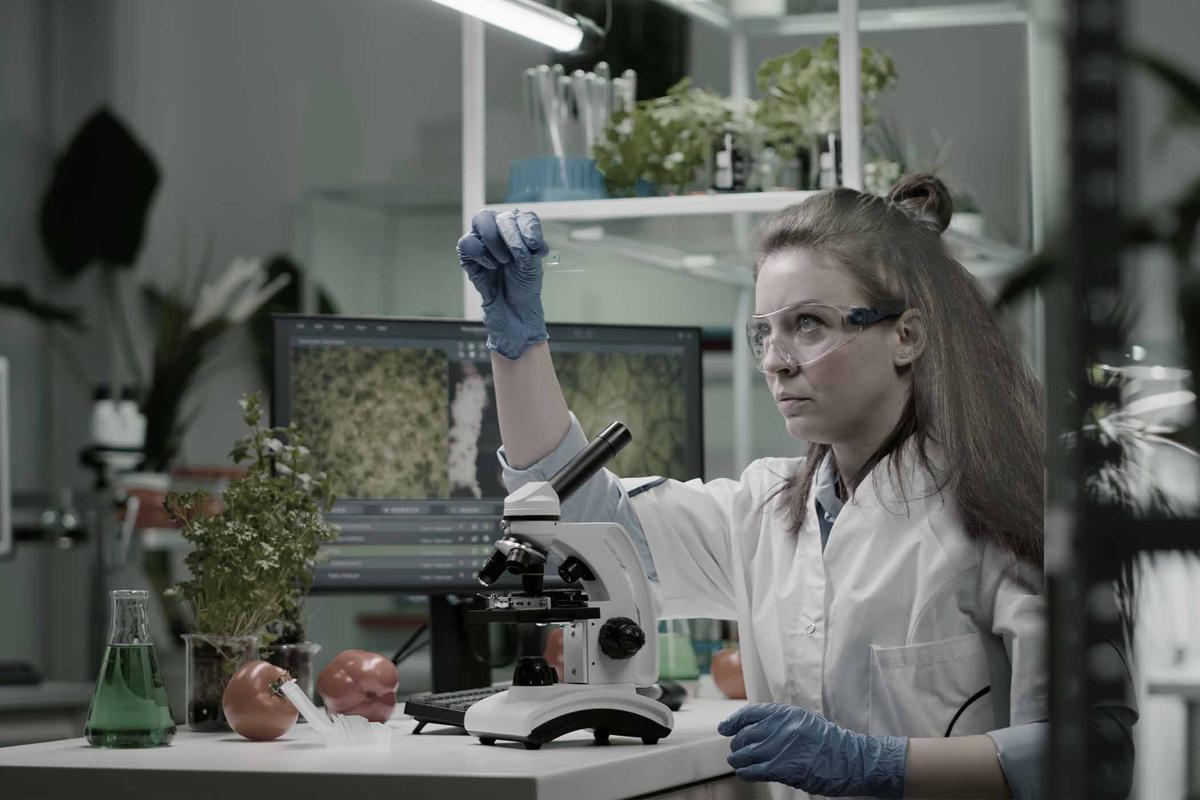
left=1050, top=0, right=1200, bottom=796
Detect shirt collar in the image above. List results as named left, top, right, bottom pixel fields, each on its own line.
left=812, top=450, right=845, bottom=522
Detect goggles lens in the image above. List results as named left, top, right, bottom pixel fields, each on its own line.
left=746, top=303, right=903, bottom=371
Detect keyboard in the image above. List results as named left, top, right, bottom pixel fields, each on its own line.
left=0, top=660, right=42, bottom=686
left=404, top=686, right=507, bottom=732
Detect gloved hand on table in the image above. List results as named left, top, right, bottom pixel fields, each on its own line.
left=456, top=208, right=549, bottom=360
left=718, top=703, right=909, bottom=798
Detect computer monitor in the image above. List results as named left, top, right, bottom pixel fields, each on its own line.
left=271, top=315, right=704, bottom=594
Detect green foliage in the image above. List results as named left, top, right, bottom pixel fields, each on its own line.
left=756, top=38, right=897, bottom=158
left=592, top=43, right=897, bottom=196
left=166, top=392, right=339, bottom=642
left=593, top=79, right=755, bottom=196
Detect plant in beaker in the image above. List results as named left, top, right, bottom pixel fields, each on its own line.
left=165, top=392, right=338, bottom=729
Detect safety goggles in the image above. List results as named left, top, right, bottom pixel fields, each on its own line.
left=746, top=302, right=905, bottom=372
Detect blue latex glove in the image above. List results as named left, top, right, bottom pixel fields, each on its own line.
left=718, top=703, right=908, bottom=798
left=456, top=208, right=550, bottom=359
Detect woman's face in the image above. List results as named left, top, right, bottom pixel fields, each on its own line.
left=755, top=248, right=909, bottom=446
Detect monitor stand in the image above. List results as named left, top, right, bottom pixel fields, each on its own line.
left=429, top=595, right=493, bottom=692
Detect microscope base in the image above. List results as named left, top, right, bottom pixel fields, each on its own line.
left=463, top=683, right=673, bottom=749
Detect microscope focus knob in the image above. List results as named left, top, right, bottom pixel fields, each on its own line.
left=598, top=617, right=645, bottom=660
left=558, top=556, right=595, bottom=584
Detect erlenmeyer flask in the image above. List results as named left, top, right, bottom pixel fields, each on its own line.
left=85, top=589, right=176, bottom=747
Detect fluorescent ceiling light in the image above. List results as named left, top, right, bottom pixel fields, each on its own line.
left=428, top=0, right=585, bottom=51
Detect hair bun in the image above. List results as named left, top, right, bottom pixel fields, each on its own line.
left=887, top=173, right=954, bottom=234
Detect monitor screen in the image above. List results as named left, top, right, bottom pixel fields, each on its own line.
left=272, top=315, right=704, bottom=593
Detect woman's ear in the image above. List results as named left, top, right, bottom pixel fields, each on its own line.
left=893, top=309, right=926, bottom=367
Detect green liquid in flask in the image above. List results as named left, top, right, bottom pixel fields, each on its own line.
left=85, top=644, right=176, bottom=747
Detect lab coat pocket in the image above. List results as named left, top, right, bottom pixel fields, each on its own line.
left=868, top=632, right=995, bottom=738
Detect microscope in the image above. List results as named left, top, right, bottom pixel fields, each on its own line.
left=463, top=422, right=673, bottom=750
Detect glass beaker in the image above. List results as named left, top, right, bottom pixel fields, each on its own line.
left=182, top=633, right=258, bottom=731
left=85, top=590, right=176, bottom=747
left=263, top=641, right=322, bottom=703
left=657, top=619, right=700, bottom=682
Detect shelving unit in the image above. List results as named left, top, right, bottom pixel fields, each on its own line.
left=460, top=0, right=1047, bottom=472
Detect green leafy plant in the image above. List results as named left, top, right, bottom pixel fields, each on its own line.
left=166, top=392, right=339, bottom=640
left=756, top=38, right=897, bottom=159
left=593, top=78, right=755, bottom=196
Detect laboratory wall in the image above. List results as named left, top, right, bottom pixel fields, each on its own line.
left=0, top=0, right=54, bottom=670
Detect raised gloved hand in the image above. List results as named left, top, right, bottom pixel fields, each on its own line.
left=718, top=703, right=908, bottom=798
left=456, top=208, right=550, bottom=359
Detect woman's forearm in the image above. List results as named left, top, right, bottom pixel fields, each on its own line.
left=904, top=736, right=1012, bottom=798
left=491, top=342, right=571, bottom=469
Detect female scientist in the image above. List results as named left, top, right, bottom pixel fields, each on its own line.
left=456, top=175, right=1133, bottom=798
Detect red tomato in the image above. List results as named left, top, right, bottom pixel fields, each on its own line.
left=222, top=660, right=299, bottom=741
left=317, top=650, right=399, bottom=723
left=711, top=646, right=747, bottom=700
left=542, top=627, right=565, bottom=682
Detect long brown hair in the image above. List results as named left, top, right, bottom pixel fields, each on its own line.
left=756, top=175, right=1044, bottom=567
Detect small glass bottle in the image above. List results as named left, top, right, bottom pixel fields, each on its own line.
left=85, top=590, right=176, bottom=747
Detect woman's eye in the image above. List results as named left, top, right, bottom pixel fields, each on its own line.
left=795, top=315, right=820, bottom=332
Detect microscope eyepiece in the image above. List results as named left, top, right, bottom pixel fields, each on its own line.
left=548, top=421, right=632, bottom=504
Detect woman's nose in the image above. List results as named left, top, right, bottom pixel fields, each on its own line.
left=760, top=337, right=798, bottom=375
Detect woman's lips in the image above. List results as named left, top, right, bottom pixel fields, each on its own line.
left=777, top=397, right=811, bottom=414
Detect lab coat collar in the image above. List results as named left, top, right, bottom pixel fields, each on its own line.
left=841, top=435, right=948, bottom=520
left=812, top=450, right=845, bottom=522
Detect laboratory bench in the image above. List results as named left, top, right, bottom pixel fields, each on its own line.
left=0, top=695, right=758, bottom=800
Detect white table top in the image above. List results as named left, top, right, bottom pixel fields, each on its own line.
left=0, top=696, right=747, bottom=800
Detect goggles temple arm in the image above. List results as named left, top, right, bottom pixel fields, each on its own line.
left=847, top=307, right=905, bottom=327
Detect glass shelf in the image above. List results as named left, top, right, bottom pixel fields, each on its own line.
left=657, top=0, right=1027, bottom=34
left=486, top=190, right=817, bottom=222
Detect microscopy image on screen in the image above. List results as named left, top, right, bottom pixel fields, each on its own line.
left=291, top=346, right=448, bottom=499
left=555, top=351, right=688, bottom=479
left=447, top=359, right=505, bottom=499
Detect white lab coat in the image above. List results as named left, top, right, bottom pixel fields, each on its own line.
left=622, top=443, right=1048, bottom=800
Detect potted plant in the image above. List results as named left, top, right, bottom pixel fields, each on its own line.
left=166, top=393, right=339, bottom=730
left=593, top=78, right=756, bottom=196
left=756, top=38, right=897, bottom=188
